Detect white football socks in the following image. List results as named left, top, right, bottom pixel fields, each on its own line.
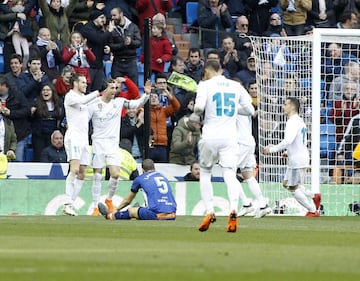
left=292, top=189, right=316, bottom=213
left=92, top=172, right=102, bottom=207
left=107, top=177, right=119, bottom=200
left=199, top=169, right=214, bottom=214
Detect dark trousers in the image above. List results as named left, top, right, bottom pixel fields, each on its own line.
left=89, top=67, right=105, bottom=92
left=111, top=59, right=138, bottom=86
left=148, top=145, right=168, bottom=163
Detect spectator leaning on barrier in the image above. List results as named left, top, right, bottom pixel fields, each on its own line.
left=169, top=113, right=201, bottom=165
left=40, top=130, right=67, bottom=163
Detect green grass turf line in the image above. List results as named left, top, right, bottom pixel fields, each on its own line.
left=0, top=216, right=359, bottom=281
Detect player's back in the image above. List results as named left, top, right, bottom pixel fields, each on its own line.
left=287, top=115, right=309, bottom=168
left=195, top=75, right=241, bottom=139
left=133, top=171, right=177, bottom=213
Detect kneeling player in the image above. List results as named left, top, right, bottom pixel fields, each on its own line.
left=98, top=159, right=177, bottom=220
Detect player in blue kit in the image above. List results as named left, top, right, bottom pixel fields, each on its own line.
left=98, top=159, right=177, bottom=220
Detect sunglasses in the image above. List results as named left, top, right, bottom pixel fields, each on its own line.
left=271, top=18, right=281, bottom=20
left=241, top=24, right=248, bottom=27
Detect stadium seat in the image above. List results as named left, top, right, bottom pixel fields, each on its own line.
left=186, top=2, right=198, bottom=25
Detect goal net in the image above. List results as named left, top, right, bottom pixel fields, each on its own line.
left=251, top=29, right=360, bottom=216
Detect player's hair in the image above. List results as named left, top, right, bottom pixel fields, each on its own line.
left=204, top=60, right=222, bottom=73
left=286, top=97, right=300, bottom=113
left=70, top=73, right=86, bottom=86
left=142, top=159, right=155, bottom=172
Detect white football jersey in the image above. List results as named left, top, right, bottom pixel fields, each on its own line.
left=269, top=114, right=309, bottom=168
left=237, top=114, right=256, bottom=147
left=88, top=95, right=148, bottom=143
left=64, top=90, right=98, bottom=143
left=195, top=75, right=253, bottom=140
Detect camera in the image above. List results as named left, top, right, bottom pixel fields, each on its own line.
left=151, top=88, right=162, bottom=95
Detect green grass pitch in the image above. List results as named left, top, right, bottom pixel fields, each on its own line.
left=0, top=216, right=359, bottom=281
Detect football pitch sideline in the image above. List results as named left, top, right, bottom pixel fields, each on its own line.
left=0, top=216, right=359, bottom=281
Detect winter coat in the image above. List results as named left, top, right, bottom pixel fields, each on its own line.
left=281, top=0, right=312, bottom=25
left=109, top=17, right=142, bottom=60
left=39, top=0, right=78, bottom=47
left=169, top=115, right=200, bottom=165
left=197, top=1, right=232, bottom=49
left=150, top=96, right=180, bottom=146
left=139, top=35, right=172, bottom=73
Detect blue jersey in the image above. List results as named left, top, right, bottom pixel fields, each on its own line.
left=131, top=171, right=177, bottom=214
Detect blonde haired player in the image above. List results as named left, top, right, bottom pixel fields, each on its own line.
left=63, top=74, right=99, bottom=216
left=263, top=97, right=321, bottom=217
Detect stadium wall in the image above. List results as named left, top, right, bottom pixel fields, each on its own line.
left=1, top=163, right=359, bottom=216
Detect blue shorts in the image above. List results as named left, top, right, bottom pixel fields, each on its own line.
left=138, top=207, right=176, bottom=220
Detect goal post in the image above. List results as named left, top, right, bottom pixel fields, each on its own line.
left=251, top=29, right=360, bottom=216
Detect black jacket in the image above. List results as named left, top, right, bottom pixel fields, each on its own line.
left=109, top=18, right=142, bottom=61
left=40, top=145, right=67, bottom=163
left=3, top=88, right=31, bottom=141
left=80, top=21, right=111, bottom=69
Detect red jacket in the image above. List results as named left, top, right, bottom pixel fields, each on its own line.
left=150, top=96, right=180, bottom=146
left=118, top=77, right=140, bottom=117
left=135, top=0, right=172, bottom=34
left=61, top=46, right=96, bottom=84
left=139, top=35, right=172, bottom=73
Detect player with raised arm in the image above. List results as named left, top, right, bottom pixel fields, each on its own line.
left=88, top=79, right=151, bottom=216
left=263, top=97, right=321, bottom=217
left=98, top=159, right=177, bottom=220
left=195, top=60, right=255, bottom=232
left=63, top=74, right=100, bottom=216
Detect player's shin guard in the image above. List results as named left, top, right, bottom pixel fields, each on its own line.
left=114, top=210, right=130, bottom=220
left=72, top=178, right=84, bottom=202
left=246, top=177, right=267, bottom=208
left=92, top=172, right=102, bottom=207
left=299, top=184, right=314, bottom=198
left=107, top=177, right=118, bottom=200
left=199, top=169, right=214, bottom=214
left=291, top=189, right=316, bottom=213
left=223, top=168, right=241, bottom=212
left=65, top=172, right=75, bottom=203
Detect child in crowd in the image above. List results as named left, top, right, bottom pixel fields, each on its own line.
left=8, top=0, right=32, bottom=67
left=138, top=22, right=172, bottom=75
left=62, top=31, right=96, bottom=85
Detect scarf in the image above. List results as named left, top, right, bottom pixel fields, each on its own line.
left=68, top=45, right=90, bottom=68
left=36, top=37, right=56, bottom=68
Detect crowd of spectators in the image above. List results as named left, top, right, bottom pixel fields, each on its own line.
left=0, top=0, right=359, bottom=182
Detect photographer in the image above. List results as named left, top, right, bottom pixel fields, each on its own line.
left=149, top=76, right=180, bottom=163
